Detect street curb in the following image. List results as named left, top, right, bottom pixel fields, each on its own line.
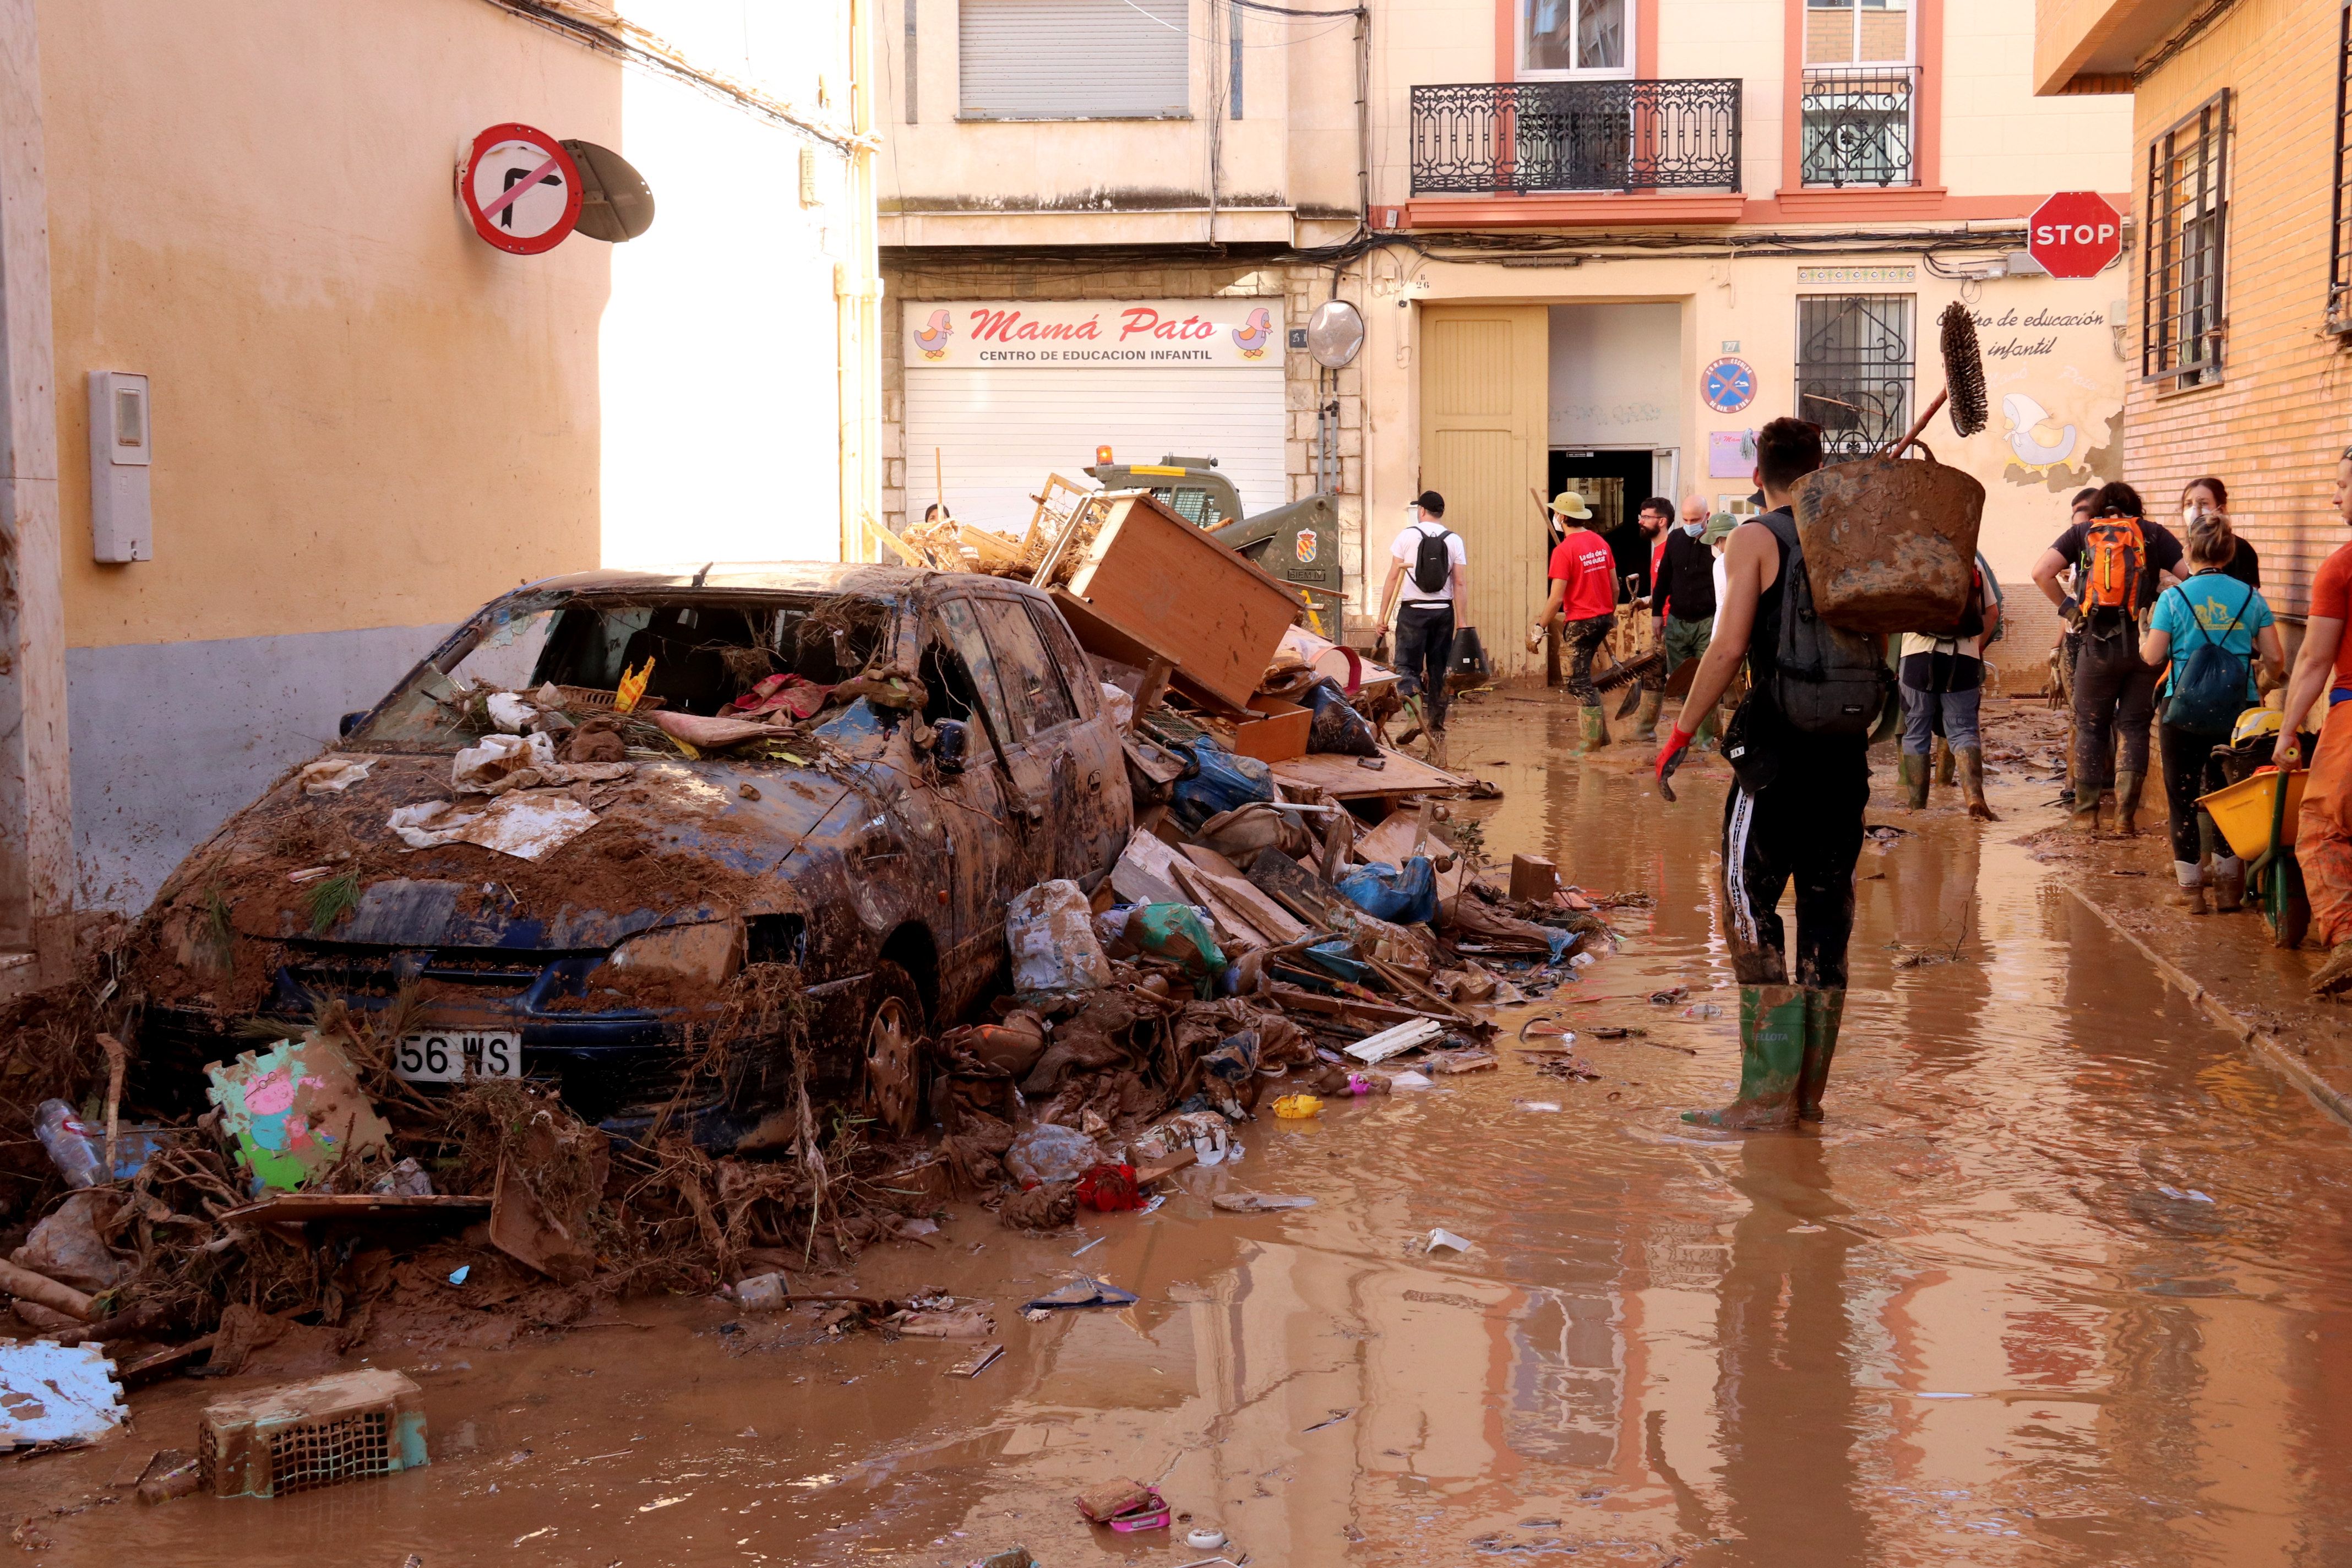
left=2061, top=885, right=2352, bottom=1131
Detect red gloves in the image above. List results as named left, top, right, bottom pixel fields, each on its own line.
left=1655, top=725, right=1695, bottom=801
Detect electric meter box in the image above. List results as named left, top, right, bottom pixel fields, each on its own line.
left=88, top=369, right=151, bottom=562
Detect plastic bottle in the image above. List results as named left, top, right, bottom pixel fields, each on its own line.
left=35, top=1099, right=104, bottom=1189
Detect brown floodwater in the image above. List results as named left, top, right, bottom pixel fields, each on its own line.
left=14, top=695, right=2352, bottom=1568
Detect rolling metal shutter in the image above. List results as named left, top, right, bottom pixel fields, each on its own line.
left=959, top=0, right=1189, bottom=119
left=904, top=364, right=1286, bottom=538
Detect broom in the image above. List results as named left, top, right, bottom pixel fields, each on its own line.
left=1878, top=301, right=1989, bottom=457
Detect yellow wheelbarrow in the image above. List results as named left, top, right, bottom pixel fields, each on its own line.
left=2199, top=765, right=2310, bottom=948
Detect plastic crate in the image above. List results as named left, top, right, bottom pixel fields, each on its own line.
left=197, top=1370, right=428, bottom=1499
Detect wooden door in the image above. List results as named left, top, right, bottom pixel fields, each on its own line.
left=1419, top=306, right=1549, bottom=678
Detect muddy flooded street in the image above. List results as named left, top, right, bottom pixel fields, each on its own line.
left=17, top=695, right=2352, bottom=1568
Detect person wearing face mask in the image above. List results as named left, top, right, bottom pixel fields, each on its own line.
left=1376, top=491, right=1466, bottom=762
left=2180, top=476, right=2259, bottom=590
left=1651, top=495, right=1721, bottom=749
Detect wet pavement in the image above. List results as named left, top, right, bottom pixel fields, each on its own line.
left=16, top=694, right=2352, bottom=1567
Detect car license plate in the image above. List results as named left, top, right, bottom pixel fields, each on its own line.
left=394, top=1030, right=522, bottom=1083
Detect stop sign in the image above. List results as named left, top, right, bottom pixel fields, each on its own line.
left=2028, top=192, right=2124, bottom=278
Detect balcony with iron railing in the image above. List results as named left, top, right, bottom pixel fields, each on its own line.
left=1408, top=79, right=1744, bottom=199
left=1798, top=67, right=1918, bottom=188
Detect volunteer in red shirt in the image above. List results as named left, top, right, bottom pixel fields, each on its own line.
left=2278, top=446, right=2352, bottom=993
left=1528, top=491, right=1620, bottom=753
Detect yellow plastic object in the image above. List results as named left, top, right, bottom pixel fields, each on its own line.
left=2231, top=705, right=2283, bottom=748
left=614, top=657, right=654, bottom=713
left=1271, top=1094, right=1322, bottom=1119
left=2197, top=767, right=2307, bottom=861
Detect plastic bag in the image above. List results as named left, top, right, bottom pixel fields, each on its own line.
left=1123, top=903, right=1226, bottom=978
left=1006, top=1123, right=1107, bottom=1188
left=1169, top=736, right=1273, bottom=830
left=1006, top=880, right=1113, bottom=993
left=1334, top=857, right=1440, bottom=925
left=1303, top=677, right=1378, bottom=756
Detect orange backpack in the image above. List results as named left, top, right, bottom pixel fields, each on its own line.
left=2080, top=515, right=2146, bottom=614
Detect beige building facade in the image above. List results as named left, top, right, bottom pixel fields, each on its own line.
left=880, top=0, right=2132, bottom=682
left=3, top=0, right=879, bottom=968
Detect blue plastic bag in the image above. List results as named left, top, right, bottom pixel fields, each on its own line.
left=1169, top=736, right=1274, bottom=830
left=1333, top=857, right=1440, bottom=926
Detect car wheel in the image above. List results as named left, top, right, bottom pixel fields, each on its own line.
left=861, top=960, right=928, bottom=1138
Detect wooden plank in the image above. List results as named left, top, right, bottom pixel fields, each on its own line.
left=1178, top=845, right=1313, bottom=943
left=1270, top=746, right=1469, bottom=800
left=1061, top=493, right=1299, bottom=714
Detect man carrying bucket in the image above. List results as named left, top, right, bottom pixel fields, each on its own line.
left=2276, top=447, right=2352, bottom=993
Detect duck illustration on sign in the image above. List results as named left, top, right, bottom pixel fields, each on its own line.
left=2003, top=392, right=2077, bottom=467
left=1233, top=307, right=1274, bottom=359
left=914, top=309, right=954, bottom=361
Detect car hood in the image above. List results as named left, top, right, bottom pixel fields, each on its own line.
left=173, top=750, right=854, bottom=952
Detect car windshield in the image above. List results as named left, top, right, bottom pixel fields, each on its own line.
left=347, top=590, right=896, bottom=752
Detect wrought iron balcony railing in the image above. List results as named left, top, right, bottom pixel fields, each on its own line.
left=1799, top=67, right=1917, bottom=188
left=1409, top=79, right=1743, bottom=196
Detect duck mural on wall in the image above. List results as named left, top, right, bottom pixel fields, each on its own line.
left=2003, top=392, right=2078, bottom=467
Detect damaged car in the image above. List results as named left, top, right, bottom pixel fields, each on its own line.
left=129, top=565, right=1133, bottom=1145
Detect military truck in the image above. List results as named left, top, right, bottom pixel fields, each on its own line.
left=1084, top=453, right=1341, bottom=614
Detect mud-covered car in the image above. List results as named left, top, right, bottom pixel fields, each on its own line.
left=130, top=565, right=1133, bottom=1144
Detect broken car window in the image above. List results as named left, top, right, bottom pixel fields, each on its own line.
left=976, top=597, right=1077, bottom=739
left=932, top=598, right=1019, bottom=749
left=347, top=591, right=894, bottom=750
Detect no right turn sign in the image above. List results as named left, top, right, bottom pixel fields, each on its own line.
left=458, top=123, right=584, bottom=255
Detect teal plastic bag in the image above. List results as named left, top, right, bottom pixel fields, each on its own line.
left=1126, top=903, right=1227, bottom=977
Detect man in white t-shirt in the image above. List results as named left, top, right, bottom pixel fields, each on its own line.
left=1376, top=489, right=1467, bottom=759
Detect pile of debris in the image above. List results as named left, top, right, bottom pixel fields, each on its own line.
left=0, top=482, right=1602, bottom=1455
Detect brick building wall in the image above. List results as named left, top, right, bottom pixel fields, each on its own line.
left=878, top=260, right=1369, bottom=599
left=2122, top=0, right=2352, bottom=620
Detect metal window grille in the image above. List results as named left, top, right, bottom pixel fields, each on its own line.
left=1800, top=68, right=1915, bottom=187
left=2143, top=90, right=2229, bottom=385
left=1795, top=295, right=1915, bottom=458
left=1408, top=79, right=1743, bottom=194
left=2331, top=4, right=2352, bottom=330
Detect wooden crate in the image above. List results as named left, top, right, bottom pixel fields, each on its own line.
left=1059, top=493, right=1301, bottom=715
left=1230, top=695, right=1310, bottom=763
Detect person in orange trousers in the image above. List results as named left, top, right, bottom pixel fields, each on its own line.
left=2277, top=448, right=2352, bottom=992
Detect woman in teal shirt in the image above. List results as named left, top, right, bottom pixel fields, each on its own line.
left=2141, top=516, right=2286, bottom=912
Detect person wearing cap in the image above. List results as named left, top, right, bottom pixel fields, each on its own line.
left=1377, top=489, right=1467, bottom=762
left=1527, top=491, right=1618, bottom=752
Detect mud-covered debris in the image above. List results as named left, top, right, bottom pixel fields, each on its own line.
left=1211, top=1193, right=1316, bottom=1213
left=1022, top=1276, right=1139, bottom=1311
left=1074, top=1478, right=1170, bottom=1531
left=998, top=1183, right=1078, bottom=1232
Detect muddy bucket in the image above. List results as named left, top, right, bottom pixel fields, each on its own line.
left=1792, top=453, right=1986, bottom=635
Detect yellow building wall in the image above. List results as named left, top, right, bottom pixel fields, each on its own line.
left=43, top=0, right=617, bottom=651
left=2115, top=0, right=2352, bottom=617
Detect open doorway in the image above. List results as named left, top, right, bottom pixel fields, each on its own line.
left=1550, top=447, right=1659, bottom=601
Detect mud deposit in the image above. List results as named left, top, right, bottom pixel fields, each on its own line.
left=15, top=696, right=2352, bottom=1567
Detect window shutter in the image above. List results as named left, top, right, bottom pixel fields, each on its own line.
left=959, top=0, right=1190, bottom=119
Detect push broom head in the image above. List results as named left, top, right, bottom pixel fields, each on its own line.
left=1939, top=301, right=1988, bottom=437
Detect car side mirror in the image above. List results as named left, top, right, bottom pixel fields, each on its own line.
left=339, top=711, right=367, bottom=737
left=933, top=718, right=970, bottom=775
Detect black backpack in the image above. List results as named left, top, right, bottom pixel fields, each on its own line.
left=1410, top=526, right=1452, bottom=595
left=1758, top=512, right=1887, bottom=738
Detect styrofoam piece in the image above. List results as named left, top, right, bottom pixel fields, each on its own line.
left=0, top=1340, right=126, bottom=1446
